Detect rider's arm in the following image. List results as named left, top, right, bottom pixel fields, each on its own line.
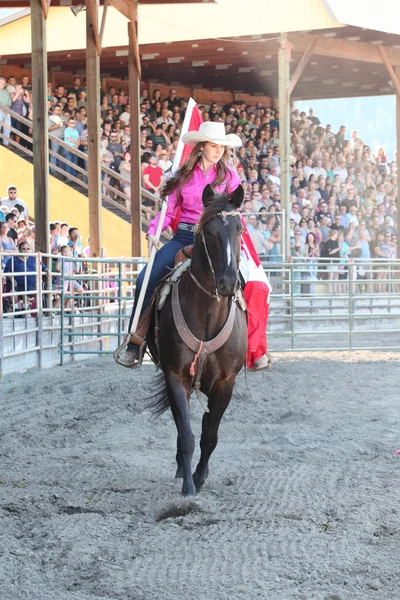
left=147, top=187, right=179, bottom=237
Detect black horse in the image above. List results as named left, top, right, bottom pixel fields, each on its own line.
left=147, top=184, right=247, bottom=496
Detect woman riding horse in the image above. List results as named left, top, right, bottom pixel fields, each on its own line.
left=119, top=121, right=271, bottom=371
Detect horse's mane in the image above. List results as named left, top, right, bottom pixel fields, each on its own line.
left=197, top=192, right=235, bottom=233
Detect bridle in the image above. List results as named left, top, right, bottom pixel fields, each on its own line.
left=188, top=209, right=242, bottom=302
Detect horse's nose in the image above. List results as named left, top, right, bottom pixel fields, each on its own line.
left=217, top=277, right=236, bottom=297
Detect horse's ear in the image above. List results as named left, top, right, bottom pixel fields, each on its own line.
left=202, top=184, right=215, bottom=206
left=230, top=185, right=244, bottom=209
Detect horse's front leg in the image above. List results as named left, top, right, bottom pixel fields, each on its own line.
left=165, top=373, right=196, bottom=496
left=193, top=377, right=235, bottom=493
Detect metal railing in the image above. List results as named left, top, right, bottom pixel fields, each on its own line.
left=2, top=251, right=400, bottom=377
left=0, top=105, right=167, bottom=233
left=264, top=256, right=400, bottom=352
left=0, top=251, right=144, bottom=378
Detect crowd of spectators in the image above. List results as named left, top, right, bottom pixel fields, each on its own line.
left=1, top=216, right=90, bottom=314
left=1, top=72, right=399, bottom=293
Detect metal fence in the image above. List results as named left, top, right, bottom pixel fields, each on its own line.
left=2, top=251, right=400, bottom=377
left=263, top=257, right=400, bottom=352
left=0, top=252, right=143, bottom=378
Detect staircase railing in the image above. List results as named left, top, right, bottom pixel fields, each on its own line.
left=0, top=105, right=166, bottom=233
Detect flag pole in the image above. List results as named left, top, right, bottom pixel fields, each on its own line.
left=128, top=97, right=198, bottom=336
left=128, top=199, right=167, bottom=336
left=123, top=97, right=199, bottom=343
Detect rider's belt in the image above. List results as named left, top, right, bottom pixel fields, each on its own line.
left=177, top=222, right=196, bottom=234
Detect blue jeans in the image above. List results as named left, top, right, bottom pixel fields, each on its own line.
left=50, top=140, right=62, bottom=173
left=64, top=149, right=78, bottom=177
left=128, top=228, right=194, bottom=333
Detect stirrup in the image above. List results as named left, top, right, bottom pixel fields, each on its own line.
left=114, top=335, right=146, bottom=368
left=249, top=353, right=273, bottom=372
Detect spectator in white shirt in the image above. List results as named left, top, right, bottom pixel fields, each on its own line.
left=303, top=158, right=315, bottom=181
left=266, top=167, right=280, bottom=189
left=290, top=203, right=302, bottom=224
left=156, top=108, right=174, bottom=127
left=0, top=185, right=29, bottom=218
left=313, top=159, right=326, bottom=179
left=333, top=159, right=348, bottom=183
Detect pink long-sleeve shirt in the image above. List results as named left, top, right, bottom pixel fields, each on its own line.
left=147, top=164, right=241, bottom=236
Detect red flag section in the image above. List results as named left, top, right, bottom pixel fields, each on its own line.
left=170, top=101, right=203, bottom=233
left=179, top=104, right=203, bottom=167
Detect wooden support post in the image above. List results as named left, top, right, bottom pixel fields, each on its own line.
left=86, top=0, right=102, bottom=258
left=87, top=0, right=101, bottom=57
left=128, top=8, right=142, bottom=258
left=396, top=67, right=400, bottom=260
left=31, top=0, right=49, bottom=254
left=287, top=35, right=318, bottom=97
left=99, top=0, right=109, bottom=51
left=378, top=46, right=400, bottom=97
left=40, top=0, right=51, bottom=19
left=380, top=52, right=400, bottom=257
left=278, top=34, right=291, bottom=260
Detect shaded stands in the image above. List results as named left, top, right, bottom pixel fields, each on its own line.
left=2, top=4, right=400, bottom=256
left=2, top=0, right=212, bottom=260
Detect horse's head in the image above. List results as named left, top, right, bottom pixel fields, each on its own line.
left=196, top=184, right=244, bottom=297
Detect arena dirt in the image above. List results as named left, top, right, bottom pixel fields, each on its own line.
left=1, top=351, right=400, bottom=600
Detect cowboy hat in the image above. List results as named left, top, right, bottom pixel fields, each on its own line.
left=182, top=122, right=242, bottom=147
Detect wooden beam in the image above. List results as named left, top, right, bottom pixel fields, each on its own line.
left=86, top=0, right=102, bottom=258
left=378, top=45, right=400, bottom=97
left=128, top=14, right=142, bottom=258
left=287, top=35, right=318, bottom=97
left=129, top=1, right=142, bottom=81
left=87, top=0, right=101, bottom=57
left=99, top=0, right=109, bottom=51
left=278, top=34, right=291, bottom=261
left=289, top=33, right=400, bottom=67
left=31, top=0, right=49, bottom=254
left=396, top=67, right=400, bottom=261
left=40, top=0, right=51, bottom=18
left=108, top=0, right=130, bottom=19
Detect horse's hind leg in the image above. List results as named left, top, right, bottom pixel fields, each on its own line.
left=170, top=404, right=184, bottom=478
left=166, top=374, right=196, bottom=496
left=193, top=379, right=234, bottom=493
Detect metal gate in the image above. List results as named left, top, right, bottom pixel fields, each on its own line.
left=59, top=256, right=145, bottom=365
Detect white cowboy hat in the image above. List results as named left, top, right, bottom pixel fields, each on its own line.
left=182, top=122, right=242, bottom=147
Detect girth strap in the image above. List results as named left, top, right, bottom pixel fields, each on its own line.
left=171, top=281, right=237, bottom=390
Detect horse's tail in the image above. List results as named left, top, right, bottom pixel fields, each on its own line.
left=146, top=372, right=170, bottom=417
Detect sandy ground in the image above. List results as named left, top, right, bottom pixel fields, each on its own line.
left=1, top=351, right=400, bottom=600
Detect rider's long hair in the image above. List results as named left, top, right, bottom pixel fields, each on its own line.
left=161, top=142, right=232, bottom=201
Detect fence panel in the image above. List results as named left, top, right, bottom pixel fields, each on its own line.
left=2, top=251, right=400, bottom=377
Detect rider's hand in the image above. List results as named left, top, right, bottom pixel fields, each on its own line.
left=147, top=234, right=160, bottom=254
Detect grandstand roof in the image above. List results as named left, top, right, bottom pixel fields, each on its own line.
left=3, top=0, right=214, bottom=5
left=1, top=0, right=400, bottom=100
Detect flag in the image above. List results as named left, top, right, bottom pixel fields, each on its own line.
left=169, top=98, right=203, bottom=232
left=240, top=221, right=272, bottom=369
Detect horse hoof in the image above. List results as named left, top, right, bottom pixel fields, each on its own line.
left=193, top=468, right=209, bottom=492
left=182, top=482, right=196, bottom=497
